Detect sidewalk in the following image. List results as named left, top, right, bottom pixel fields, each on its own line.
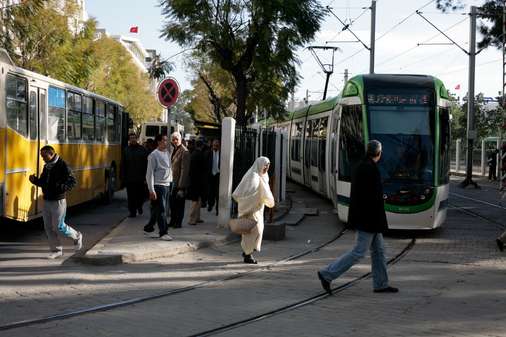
left=77, top=199, right=292, bottom=265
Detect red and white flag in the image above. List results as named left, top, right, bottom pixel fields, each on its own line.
left=455, top=84, right=461, bottom=90
left=129, top=26, right=138, bottom=33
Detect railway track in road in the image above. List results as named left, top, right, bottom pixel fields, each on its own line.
left=188, top=238, right=416, bottom=337
left=0, top=226, right=349, bottom=332
left=449, top=192, right=506, bottom=230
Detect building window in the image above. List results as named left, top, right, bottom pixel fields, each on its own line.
left=6, top=74, right=28, bottom=136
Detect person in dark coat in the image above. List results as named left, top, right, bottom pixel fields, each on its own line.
left=487, top=149, right=498, bottom=181
left=317, top=140, right=398, bottom=294
left=121, top=133, right=148, bottom=217
left=207, top=139, right=220, bottom=215
left=187, top=140, right=208, bottom=225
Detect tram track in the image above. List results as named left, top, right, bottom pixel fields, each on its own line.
left=449, top=192, right=505, bottom=230
left=0, top=226, right=349, bottom=332
left=187, top=237, right=416, bottom=337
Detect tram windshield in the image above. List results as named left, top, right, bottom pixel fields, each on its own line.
left=368, top=104, right=434, bottom=185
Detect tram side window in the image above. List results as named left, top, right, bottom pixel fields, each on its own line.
left=82, top=96, right=95, bottom=141
left=439, top=107, right=450, bottom=184
left=304, top=120, right=312, bottom=167
left=48, top=86, right=66, bottom=141
left=319, top=117, right=328, bottom=171
left=338, top=105, right=364, bottom=182
left=291, top=122, right=302, bottom=162
left=6, top=75, right=28, bottom=136
left=67, top=92, right=82, bottom=140
left=95, top=100, right=106, bottom=142
left=310, top=119, right=319, bottom=167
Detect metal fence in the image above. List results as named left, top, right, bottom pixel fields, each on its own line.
left=233, top=128, right=258, bottom=191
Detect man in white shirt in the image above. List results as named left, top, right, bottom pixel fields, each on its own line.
left=144, top=134, right=173, bottom=241
left=207, top=139, right=220, bottom=215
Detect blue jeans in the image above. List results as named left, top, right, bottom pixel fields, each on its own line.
left=319, top=230, right=389, bottom=290
left=152, top=185, right=170, bottom=236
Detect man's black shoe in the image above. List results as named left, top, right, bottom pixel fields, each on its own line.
left=496, top=239, right=504, bottom=252
left=317, top=271, right=332, bottom=295
left=373, top=286, right=399, bottom=293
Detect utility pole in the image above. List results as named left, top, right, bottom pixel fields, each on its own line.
left=344, top=69, right=349, bottom=83
left=370, top=0, right=376, bottom=74
left=417, top=7, right=479, bottom=188
left=500, top=0, right=506, bottom=191
left=461, top=6, right=479, bottom=188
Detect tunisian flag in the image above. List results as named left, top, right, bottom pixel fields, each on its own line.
left=129, top=26, right=138, bottom=33
left=455, top=84, right=461, bottom=90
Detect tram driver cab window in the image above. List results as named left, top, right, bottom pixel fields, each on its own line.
left=338, top=105, right=364, bottom=182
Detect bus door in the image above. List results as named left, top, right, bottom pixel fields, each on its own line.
left=29, top=86, right=46, bottom=217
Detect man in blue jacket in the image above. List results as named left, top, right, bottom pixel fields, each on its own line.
left=317, top=140, right=398, bottom=294
left=29, top=146, right=83, bottom=259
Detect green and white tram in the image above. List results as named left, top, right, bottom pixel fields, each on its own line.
left=276, top=74, right=451, bottom=230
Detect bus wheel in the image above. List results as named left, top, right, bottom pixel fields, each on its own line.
left=103, top=165, right=116, bottom=204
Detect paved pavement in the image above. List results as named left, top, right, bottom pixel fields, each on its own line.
left=0, top=178, right=505, bottom=337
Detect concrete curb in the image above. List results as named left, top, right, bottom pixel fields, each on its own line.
left=77, top=198, right=293, bottom=266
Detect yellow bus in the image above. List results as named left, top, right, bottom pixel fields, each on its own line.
left=0, top=50, right=128, bottom=222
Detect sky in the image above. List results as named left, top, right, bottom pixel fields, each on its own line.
left=86, top=0, right=503, bottom=104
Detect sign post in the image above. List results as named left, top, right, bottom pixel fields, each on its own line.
left=157, top=77, right=180, bottom=136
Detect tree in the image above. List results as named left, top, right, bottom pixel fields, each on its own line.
left=160, top=0, right=326, bottom=126
left=171, top=90, right=195, bottom=133
left=148, top=52, right=174, bottom=81
left=88, top=37, right=162, bottom=125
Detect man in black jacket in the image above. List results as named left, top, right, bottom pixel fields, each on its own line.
left=317, top=140, right=398, bottom=294
left=29, top=146, right=83, bottom=259
left=121, top=133, right=148, bottom=217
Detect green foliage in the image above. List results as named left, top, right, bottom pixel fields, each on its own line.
left=0, top=0, right=161, bottom=125
left=88, top=37, right=162, bottom=125
left=160, top=0, right=326, bottom=126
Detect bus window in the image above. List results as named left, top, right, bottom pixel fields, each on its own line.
left=161, top=126, right=168, bottom=136
left=48, top=86, right=65, bottom=141
left=29, top=91, right=37, bottom=139
left=145, top=125, right=159, bottom=138
left=338, top=105, right=364, bottom=182
left=114, top=107, right=121, bottom=142
left=6, top=74, right=28, bottom=136
left=319, top=117, right=328, bottom=171
left=106, top=103, right=115, bottom=142
left=95, top=100, right=106, bottom=142
left=82, top=96, right=94, bottom=141
left=67, top=92, right=82, bottom=140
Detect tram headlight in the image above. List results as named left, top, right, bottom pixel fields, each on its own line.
left=420, top=195, right=426, bottom=200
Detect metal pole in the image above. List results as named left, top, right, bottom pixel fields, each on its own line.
left=344, top=69, right=349, bottom=83
left=323, top=73, right=330, bottom=100
left=369, top=0, right=376, bottom=74
left=500, top=0, right=506, bottom=190
left=461, top=6, right=479, bottom=188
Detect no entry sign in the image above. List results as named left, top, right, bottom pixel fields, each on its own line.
left=157, top=77, right=180, bottom=108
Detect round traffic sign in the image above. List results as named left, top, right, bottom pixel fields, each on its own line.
left=157, top=77, right=180, bottom=108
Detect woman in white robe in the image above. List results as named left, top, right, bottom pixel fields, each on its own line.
left=232, top=156, right=275, bottom=264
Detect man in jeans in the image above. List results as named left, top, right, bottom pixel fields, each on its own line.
left=144, top=134, right=173, bottom=241
left=317, top=140, right=398, bottom=294
left=29, top=146, right=83, bottom=259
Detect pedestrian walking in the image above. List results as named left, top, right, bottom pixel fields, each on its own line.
left=144, top=134, right=173, bottom=241
left=207, top=139, right=220, bottom=215
left=169, top=132, right=190, bottom=228
left=317, top=140, right=399, bottom=294
left=187, top=140, right=207, bottom=225
left=121, top=133, right=148, bottom=217
left=487, top=149, right=498, bottom=181
left=29, top=146, right=83, bottom=259
left=200, top=138, right=211, bottom=209
left=232, top=156, right=275, bottom=264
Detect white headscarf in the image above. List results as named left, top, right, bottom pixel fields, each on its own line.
left=232, top=156, right=274, bottom=216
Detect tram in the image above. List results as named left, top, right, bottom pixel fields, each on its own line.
left=0, top=50, right=129, bottom=222
left=272, top=74, right=451, bottom=230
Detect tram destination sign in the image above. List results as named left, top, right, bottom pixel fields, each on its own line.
left=157, top=77, right=180, bottom=108
left=367, top=93, right=430, bottom=106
